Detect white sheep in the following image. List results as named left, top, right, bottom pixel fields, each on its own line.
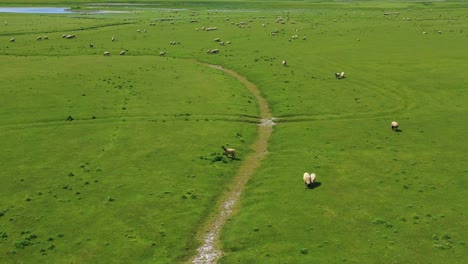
left=36, top=36, right=42, bottom=41
left=9, top=38, right=15, bottom=42
left=111, top=36, right=115, bottom=42
left=65, top=34, right=76, bottom=39
left=89, top=43, right=94, bottom=48
left=391, top=121, right=399, bottom=131
left=282, top=60, right=287, bottom=66
left=303, top=172, right=317, bottom=189
left=222, top=146, right=236, bottom=159
left=119, top=50, right=126, bottom=55
left=207, top=49, right=219, bottom=54
left=335, top=72, right=345, bottom=79
left=43, top=36, right=48, bottom=40
left=103, top=51, right=110, bottom=56
left=159, top=51, right=166, bottom=56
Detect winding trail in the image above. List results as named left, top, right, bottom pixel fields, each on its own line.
left=191, top=63, right=274, bottom=264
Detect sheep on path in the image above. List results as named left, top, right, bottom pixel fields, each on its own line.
left=222, top=146, right=236, bottom=159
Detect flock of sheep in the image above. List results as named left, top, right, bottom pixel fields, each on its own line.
left=5, top=14, right=404, bottom=192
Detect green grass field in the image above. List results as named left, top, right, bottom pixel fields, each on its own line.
left=0, top=1, right=467, bottom=263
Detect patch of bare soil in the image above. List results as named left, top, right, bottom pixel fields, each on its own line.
left=191, top=63, right=273, bottom=264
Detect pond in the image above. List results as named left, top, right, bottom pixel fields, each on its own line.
left=0, top=7, right=74, bottom=14
left=0, top=7, right=125, bottom=14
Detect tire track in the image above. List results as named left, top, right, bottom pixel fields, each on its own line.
left=191, top=63, right=273, bottom=264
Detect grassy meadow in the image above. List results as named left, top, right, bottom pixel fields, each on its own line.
left=0, top=1, right=467, bottom=263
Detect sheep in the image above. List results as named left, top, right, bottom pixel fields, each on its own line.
left=119, top=50, right=126, bottom=55
left=282, top=60, right=287, bottom=66
left=103, top=51, right=110, bottom=56
left=65, top=34, right=76, bottom=39
left=111, top=36, right=115, bottom=42
left=222, top=146, right=236, bottom=159
left=37, top=36, right=42, bottom=41
left=89, top=43, right=94, bottom=48
left=391, top=121, right=399, bottom=131
left=303, top=172, right=317, bottom=189
left=335, top=72, right=345, bottom=79
left=9, top=38, right=15, bottom=42
left=207, top=49, right=219, bottom=54
left=43, top=36, right=48, bottom=40
left=159, top=51, right=166, bottom=56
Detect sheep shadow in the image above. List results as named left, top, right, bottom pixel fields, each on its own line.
left=393, top=129, right=403, bottom=133
left=306, top=182, right=322, bottom=190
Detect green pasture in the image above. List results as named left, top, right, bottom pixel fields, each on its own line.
left=0, top=1, right=467, bottom=263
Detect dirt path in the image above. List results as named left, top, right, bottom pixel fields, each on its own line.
left=191, top=63, right=274, bottom=264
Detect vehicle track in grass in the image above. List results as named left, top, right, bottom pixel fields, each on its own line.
left=191, top=63, right=274, bottom=264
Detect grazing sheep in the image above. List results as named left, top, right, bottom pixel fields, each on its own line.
left=303, top=172, right=317, bottom=189
left=159, top=51, right=166, bottom=56
left=36, top=36, right=42, bottom=41
left=89, top=43, right=94, bottom=48
left=222, top=146, right=236, bottom=159
left=103, top=51, right=110, bottom=56
left=207, top=49, right=219, bottom=54
left=282, top=60, right=287, bottom=66
left=119, top=50, right=126, bottom=55
left=9, top=38, right=15, bottom=42
left=335, top=72, right=345, bottom=79
left=43, top=36, right=48, bottom=40
left=65, top=34, right=76, bottom=39
left=391, top=121, right=399, bottom=131
left=111, top=36, right=115, bottom=42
